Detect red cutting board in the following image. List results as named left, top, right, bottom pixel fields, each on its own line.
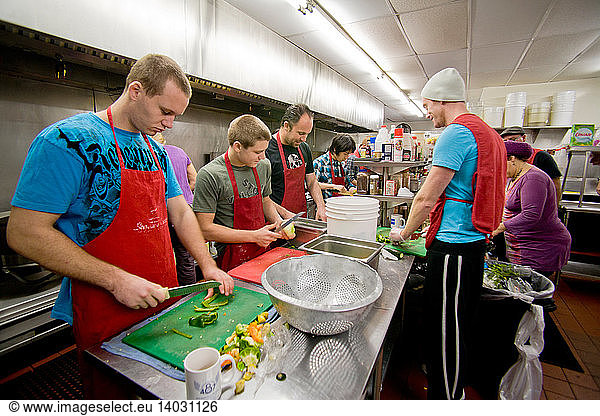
left=228, top=246, right=307, bottom=285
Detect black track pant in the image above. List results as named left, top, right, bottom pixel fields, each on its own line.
left=424, top=238, right=486, bottom=400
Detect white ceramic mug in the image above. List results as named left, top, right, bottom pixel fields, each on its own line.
left=184, top=347, right=238, bottom=400
left=390, top=214, right=405, bottom=229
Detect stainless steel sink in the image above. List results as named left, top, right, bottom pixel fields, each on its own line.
left=299, top=234, right=384, bottom=269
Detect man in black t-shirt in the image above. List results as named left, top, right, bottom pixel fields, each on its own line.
left=500, top=126, right=562, bottom=204
left=266, top=104, right=327, bottom=221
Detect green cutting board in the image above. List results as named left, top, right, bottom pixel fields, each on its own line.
left=377, top=227, right=427, bottom=257
left=122, top=286, right=272, bottom=371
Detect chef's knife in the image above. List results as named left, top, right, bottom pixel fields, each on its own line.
left=274, top=211, right=305, bottom=233
left=164, top=280, right=222, bottom=299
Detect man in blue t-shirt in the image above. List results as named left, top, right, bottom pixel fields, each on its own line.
left=7, top=54, right=233, bottom=398
left=391, top=68, right=498, bottom=400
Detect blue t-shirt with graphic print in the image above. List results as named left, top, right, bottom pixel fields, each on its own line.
left=12, top=112, right=182, bottom=324
left=431, top=123, right=485, bottom=243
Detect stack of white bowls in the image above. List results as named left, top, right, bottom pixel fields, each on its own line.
left=325, top=196, right=379, bottom=241
left=550, top=91, right=576, bottom=126
left=483, top=106, right=504, bottom=128
left=504, top=92, right=527, bottom=127
left=527, top=102, right=551, bottom=126
left=467, top=101, right=484, bottom=118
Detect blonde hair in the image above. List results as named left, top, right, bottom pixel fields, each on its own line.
left=153, top=133, right=166, bottom=145
left=125, top=54, right=192, bottom=98
left=228, top=115, right=271, bottom=148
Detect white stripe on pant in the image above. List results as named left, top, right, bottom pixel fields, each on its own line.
left=442, top=254, right=463, bottom=400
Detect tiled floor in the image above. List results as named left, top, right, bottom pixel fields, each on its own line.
left=539, top=275, right=600, bottom=399
left=381, top=275, right=600, bottom=400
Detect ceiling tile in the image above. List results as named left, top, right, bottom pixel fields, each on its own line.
left=552, top=61, right=600, bottom=81
left=471, top=0, right=553, bottom=47
left=378, top=55, right=422, bottom=77
left=469, top=71, right=512, bottom=89
left=509, top=65, right=565, bottom=84
left=419, top=49, right=467, bottom=76
left=388, top=73, right=428, bottom=97
left=552, top=40, right=600, bottom=81
left=345, top=16, right=413, bottom=61
left=471, top=41, right=528, bottom=73
left=520, top=30, right=600, bottom=67
left=389, top=0, right=454, bottom=14
left=400, top=1, right=467, bottom=54
left=538, top=0, right=600, bottom=37
left=318, top=0, right=391, bottom=24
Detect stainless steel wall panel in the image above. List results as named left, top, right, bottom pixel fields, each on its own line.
left=0, top=0, right=384, bottom=130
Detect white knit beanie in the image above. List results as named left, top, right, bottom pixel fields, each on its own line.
left=421, top=68, right=465, bottom=102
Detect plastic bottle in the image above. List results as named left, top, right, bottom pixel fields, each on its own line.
left=392, top=128, right=403, bottom=162
left=374, top=125, right=388, bottom=155
left=402, top=133, right=413, bottom=161
left=411, top=135, right=418, bottom=161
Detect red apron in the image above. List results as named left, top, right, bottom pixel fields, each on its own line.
left=425, top=114, right=506, bottom=249
left=71, top=106, right=177, bottom=351
left=329, top=151, right=346, bottom=197
left=425, top=193, right=474, bottom=248
left=217, top=151, right=267, bottom=271
left=276, top=131, right=307, bottom=215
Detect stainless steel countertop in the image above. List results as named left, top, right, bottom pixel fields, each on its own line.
left=86, top=253, right=414, bottom=399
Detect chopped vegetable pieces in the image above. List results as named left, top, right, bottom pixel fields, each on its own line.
left=220, top=311, right=273, bottom=393
left=235, top=379, right=245, bottom=395
left=171, top=328, right=193, bottom=339
left=188, top=311, right=218, bottom=328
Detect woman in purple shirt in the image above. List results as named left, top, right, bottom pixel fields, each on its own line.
left=492, top=141, right=571, bottom=280
left=154, top=133, right=198, bottom=285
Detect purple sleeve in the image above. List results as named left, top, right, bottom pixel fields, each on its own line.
left=503, top=177, right=547, bottom=234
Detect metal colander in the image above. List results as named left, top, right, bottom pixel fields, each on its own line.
left=261, top=254, right=383, bottom=335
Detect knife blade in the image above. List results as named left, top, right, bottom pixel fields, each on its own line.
left=275, top=211, right=305, bottom=233
left=165, top=280, right=222, bottom=299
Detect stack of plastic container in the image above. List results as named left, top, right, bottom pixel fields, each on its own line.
left=467, top=101, right=484, bottom=118
left=504, top=92, right=527, bottom=127
left=527, top=102, right=551, bottom=126
left=550, top=91, right=576, bottom=126
left=484, top=106, right=504, bottom=128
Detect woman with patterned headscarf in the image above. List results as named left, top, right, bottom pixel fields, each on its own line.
left=492, top=141, right=571, bottom=283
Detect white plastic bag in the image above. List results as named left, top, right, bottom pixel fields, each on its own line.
left=499, top=304, right=545, bottom=400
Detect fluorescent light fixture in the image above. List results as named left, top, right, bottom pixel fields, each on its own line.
left=410, top=100, right=426, bottom=117
left=285, top=1, right=424, bottom=118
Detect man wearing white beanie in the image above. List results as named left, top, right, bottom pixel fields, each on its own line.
left=391, top=67, right=506, bottom=399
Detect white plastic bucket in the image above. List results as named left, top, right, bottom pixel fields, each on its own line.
left=325, top=196, right=379, bottom=241
left=467, top=101, right=484, bottom=117
left=484, top=107, right=504, bottom=128
left=504, top=106, right=526, bottom=127
left=550, top=111, right=574, bottom=126
left=553, top=91, right=576, bottom=104
left=551, top=92, right=575, bottom=126
left=505, top=92, right=527, bottom=106
left=326, top=207, right=379, bottom=218
left=327, top=214, right=379, bottom=241
left=326, top=196, right=378, bottom=207
left=527, top=102, right=551, bottom=126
